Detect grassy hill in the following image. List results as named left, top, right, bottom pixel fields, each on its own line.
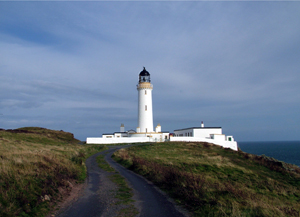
left=113, top=142, right=300, bottom=217
left=0, top=127, right=105, bottom=217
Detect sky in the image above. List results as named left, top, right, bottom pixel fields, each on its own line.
left=0, top=1, right=300, bottom=142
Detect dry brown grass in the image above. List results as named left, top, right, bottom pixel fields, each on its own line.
left=113, top=142, right=300, bottom=217
left=0, top=127, right=105, bottom=217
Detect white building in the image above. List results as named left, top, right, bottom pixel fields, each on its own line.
left=86, top=67, right=169, bottom=144
left=170, top=122, right=238, bottom=151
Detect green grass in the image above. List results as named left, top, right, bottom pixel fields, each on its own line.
left=96, top=154, right=134, bottom=204
left=116, top=204, right=139, bottom=217
left=96, top=155, right=115, bottom=172
left=109, top=174, right=135, bottom=204
left=95, top=151, right=138, bottom=216
left=113, top=142, right=300, bottom=217
left=0, top=127, right=106, bottom=217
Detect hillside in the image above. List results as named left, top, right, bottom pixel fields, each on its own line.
left=0, top=127, right=105, bottom=217
left=113, top=142, right=300, bottom=217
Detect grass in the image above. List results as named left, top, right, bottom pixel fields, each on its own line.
left=0, top=127, right=106, bottom=217
left=113, top=142, right=300, bottom=217
left=109, top=174, right=135, bottom=205
left=96, top=155, right=115, bottom=172
left=116, top=204, right=139, bottom=217
left=96, top=153, right=138, bottom=216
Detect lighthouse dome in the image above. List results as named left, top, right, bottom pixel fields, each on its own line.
left=139, top=67, right=151, bottom=83
left=139, top=67, right=150, bottom=76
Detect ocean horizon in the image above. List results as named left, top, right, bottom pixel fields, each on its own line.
left=238, top=141, right=300, bottom=167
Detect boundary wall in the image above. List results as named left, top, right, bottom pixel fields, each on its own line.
left=87, top=137, right=238, bottom=151
left=86, top=137, right=151, bottom=144
left=170, top=137, right=238, bottom=151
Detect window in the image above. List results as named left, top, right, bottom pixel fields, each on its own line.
left=145, top=90, right=147, bottom=95
left=145, top=105, right=147, bottom=111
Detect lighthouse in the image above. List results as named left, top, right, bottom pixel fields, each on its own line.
left=86, top=67, right=236, bottom=150
left=137, top=67, right=154, bottom=133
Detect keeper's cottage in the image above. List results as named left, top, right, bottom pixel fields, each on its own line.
left=86, top=67, right=238, bottom=151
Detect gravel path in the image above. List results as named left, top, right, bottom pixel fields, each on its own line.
left=58, top=145, right=188, bottom=217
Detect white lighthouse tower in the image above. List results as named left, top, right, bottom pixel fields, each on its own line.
left=137, top=67, right=154, bottom=133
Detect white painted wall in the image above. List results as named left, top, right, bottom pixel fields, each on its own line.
left=193, top=128, right=222, bottom=138
left=210, top=134, right=226, bottom=141
left=174, top=128, right=222, bottom=138
left=155, top=125, right=161, bottom=133
left=129, top=132, right=166, bottom=141
left=174, top=129, right=193, bottom=137
left=114, top=133, right=123, bottom=138
left=170, top=137, right=238, bottom=151
left=226, top=136, right=235, bottom=141
left=86, top=137, right=151, bottom=144
left=88, top=136, right=237, bottom=150
left=87, top=132, right=170, bottom=144
left=137, top=84, right=153, bottom=132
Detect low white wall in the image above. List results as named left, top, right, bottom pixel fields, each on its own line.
left=170, top=137, right=238, bottom=151
left=86, top=137, right=151, bottom=144
left=87, top=136, right=238, bottom=150
left=210, top=134, right=226, bottom=141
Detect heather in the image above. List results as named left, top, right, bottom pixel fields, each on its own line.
left=0, top=127, right=105, bottom=217
left=113, top=142, right=300, bottom=216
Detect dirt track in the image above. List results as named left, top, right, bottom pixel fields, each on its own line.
left=57, top=145, right=188, bottom=217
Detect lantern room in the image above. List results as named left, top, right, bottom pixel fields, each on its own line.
left=139, top=67, right=151, bottom=83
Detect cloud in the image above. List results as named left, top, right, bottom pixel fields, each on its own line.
left=0, top=1, right=300, bottom=141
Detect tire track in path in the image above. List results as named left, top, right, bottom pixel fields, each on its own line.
left=58, top=145, right=188, bottom=217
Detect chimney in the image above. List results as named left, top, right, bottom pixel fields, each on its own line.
left=120, top=124, right=125, bottom=132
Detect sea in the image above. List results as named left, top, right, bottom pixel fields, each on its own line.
left=238, top=141, right=300, bottom=167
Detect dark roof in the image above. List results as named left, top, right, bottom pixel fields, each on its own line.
left=103, top=132, right=127, bottom=135
left=139, top=67, right=150, bottom=76
left=174, top=127, right=222, bottom=131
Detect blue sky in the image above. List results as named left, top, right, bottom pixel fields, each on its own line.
left=1, top=1, right=300, bottom=142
